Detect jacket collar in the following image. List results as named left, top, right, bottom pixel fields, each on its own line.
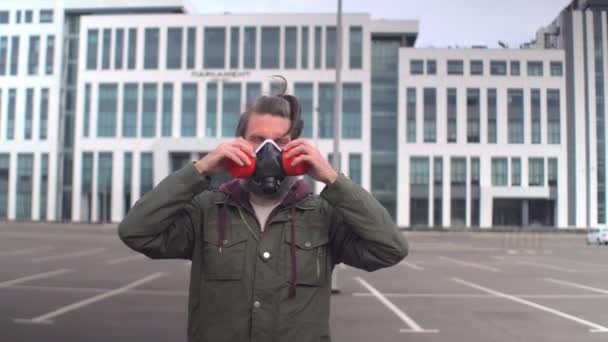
left=218, top=178, right=313, bottom=210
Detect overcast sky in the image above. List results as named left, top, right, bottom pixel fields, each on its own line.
left=191, top=0, right=572, bottom=48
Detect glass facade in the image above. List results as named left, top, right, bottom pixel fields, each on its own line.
left=529, top=158, right=544, bottom=186
left=204, top=27, right=226, bottom=69
left=490, top=60, right=507, bottom=75
left=161, top=83, right=173, bottom=137
left=547, top=89, right=561, bottom=144
left=410, top=157, right=429, bottom=185
left=447, top=60, right=463, bottom=75
left=144, top=28, right=159, bottom=69
left=301, top=27, right=309, bottom=69
left=325, top=26, right=336, bottom=69
left=507, top=88, right=524, bottom=144
left=230, top=27, right=239, bottom=69
left=167, top=27, right=183, bottom=69
left=97, top=84, right=118, bottom=137
left=314, top=26, right=322, bottom=69
left=140, top=152, right=154, bottom=196
left=447, top=88, right=457, bottom=143
left=349, top=154, right=362, bottom=185
left=492, top=158, right=508, bottom=186
left=114, top=29, right=124, bottom=69
left=470, top=60, right=483, bottom=75
left=181, top=83, right=197, bottom=137
left=294, top=83, right=313, bottom=138
left=24, top=88, right=33, bottom=140
left=0, top=154, right=9, bottom=219
left=141, top=83, right=157, bottom=137
left=406, top=87, right=416, bottom=143
left=101, top=29, right=111, bottom=69
left=187, top=27, right=196, bottom=69
left=284, top=26, right=297, bottom=69
left=318, top=83, right=334, bottom=138
left=39, top=153, right=49, bottom=220
left=27, top=35, right=40, bottom=75
left=423, top=88, right=436, bottom=142
left=466, top=88, right=480, bottom=143
left=527, top=61, right=543, bottom=76
left=349, top=26, right=362, bottom=69
left=343, top=83, right=362, bottom=139
left=45, top=35, right=54, bottom=74
left=40, top=88, right=49, bottom=140
left=0, top=36, right=7, bottom=74
left=512, top=157, right=521, bottom=186
left=222, top=83, right=241, bottom=137
left=7, top=88, right=15, bottom=139
left=531, top=89, right=541, bottom=144
left=549, top=158, right=558, bottom=186
left=86, top=29, right=98, bottom=70
left=122, top=83, right=138, bottom=137
left=206, top=82, right=218, bottom=137
left=10, top=36, right=18, bottom=75
left=410, top=59, right=423, bottom=75
left=487, top=88, right=497, bottom=143
left=16, top=154, right=34, bottom=219
left=123, top=152, right=132, bottom=215
left=244, top=27, right=256, bottom=69
left=97, top=152, right=113, bottom=222
left=594, top=11, right=605, bottom=223
left=261, top=27, right=280, bottom=69
left=245, top=82, right=261, bottom=109
left=127, top=28, right=137, bottom=69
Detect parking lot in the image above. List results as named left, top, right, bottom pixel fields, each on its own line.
left=1, top=223, right=608, bottom=342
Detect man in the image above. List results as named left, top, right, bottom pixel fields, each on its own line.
left=118, top=92, right=409, bottom=342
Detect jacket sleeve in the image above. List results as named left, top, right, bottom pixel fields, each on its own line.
left=118, top=163, right=211, bottom=260
left=321, top=174, right=409, bottom=271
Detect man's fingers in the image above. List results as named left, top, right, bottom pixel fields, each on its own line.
left=228, top=146, right=252, bottom=165
left=233, top=138, right=256, bottom=157
left=290, top=154, right=312, bottom=167
left=284, top=138, right=310, bottom=151
left=284, top=144, right=313, bottom=159
left=222, top=150, right=244, bottom=166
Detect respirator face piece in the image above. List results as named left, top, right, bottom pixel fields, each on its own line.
left=252, top=139, right=287, bottom=194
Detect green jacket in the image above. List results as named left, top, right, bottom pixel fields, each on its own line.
left=118, top=163, right=408, bottom=342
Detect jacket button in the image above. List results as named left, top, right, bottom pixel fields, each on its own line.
left=253, top=301, right=261, bottom=308
left=304, top=242, right=312, bottom=248
left=221, top=239, right=229, bottom=245
left=262, top=252, right=271, bottom=260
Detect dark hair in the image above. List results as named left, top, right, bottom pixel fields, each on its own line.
left=235, top=76, right=303, bottom=139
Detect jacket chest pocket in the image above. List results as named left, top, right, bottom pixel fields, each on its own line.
left=284, top=223, right=330, bottom=287
left=202, top=221, right=248, bottom=281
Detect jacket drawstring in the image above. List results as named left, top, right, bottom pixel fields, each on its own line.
left=289, top=206, right=297, bottom=298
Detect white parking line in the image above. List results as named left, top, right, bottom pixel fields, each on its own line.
left=0, top=246, right=54, bottom=256
left=355, top=277, right=438, bottom=334
left=452, top=277, right=608, bottom=333
left=400, top=260, right=424, bottom=271
left=0, top=269, right=72, bottom=288
left=439, top=256, right=501, bottom=272
left=105, top=254, right=146, bottom=265
left=545, top=278, right=608, bottom=295
left=353, top=292, right=608, bottom=299
left=13, top=272, right=165, bottom=324
left=31, top=248, right=106, bottom=263
left=515, top=260, right=577, bottom=273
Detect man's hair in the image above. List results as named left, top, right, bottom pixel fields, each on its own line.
left=235, top=77, right=303, bottom=139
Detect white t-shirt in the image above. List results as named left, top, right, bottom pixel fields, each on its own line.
left=249, top=193, right=285, bottom=232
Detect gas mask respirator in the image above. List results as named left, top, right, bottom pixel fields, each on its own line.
left=227, top=139, right=308, bottom=195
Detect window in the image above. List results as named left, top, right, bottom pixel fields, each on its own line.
left=487, top=88, right=497, bottom=143
left=84, top=84, right=91, bottom=137
left=122, top=83, right=138, bottom=137
left=102, top=29, right=111, bottom=69
left=531, top=89, right=541, bottom=144
left=261, top=27, right=279, bottom=69
left=206, top=83, right=218, bottom=137
left=10, top=36, right=19, bottom=75
left=86, top=29, right=98, bottom=70
left=406, top=88, right=416, bottom=143
left=0, top=11, right=8, bottom=24
left=492, top=158, right=508, bottom=186
left=97, top=152, right=113, bottom=222
left=140, top=153, right=154, bottom=196
left=301, top=27, right=309, bottom=69
left=325, top=26, right=336, bottom=69
left=166, top=27, right=183, bottom=69
left=527, top=61, right=543, bottom=76
left=39, top=9, right=53, bottom=23
left=550, top=61, right=563, bottom=76
left=547, top=89, right=561, bottom=144
left=447, top=88, right=457, bottom=143
left=221, top=83, right=241, bottom=136
left=127, top=28, right=137, bottom=69
left=349, top=26, right=362, bottom=69
left=40, top=88, right=48, bottom=140
left=349, top=154, right=362, bottom=185
left=181, top=83, right=198, bottom=137
left=0, top=154, right=9, bottom=219
left=204, top=27, right=226, bottom=69
left=423, top=88, right=436, bottom=143
left=141, top=83, right=157, bottom=137
left=187, top=27, right=196, bottom=69
left=466, top=88, right=480, bottom=143
left=113, top=29, right=123, bottom=69
left=161, top=83, right=173, bottom=137
left=230, top=27, right=239, bottom=69
left=410, top=59, right=423, bottom=75
left=447, top=60, right=463, bottom=75
left=471, top=157, right=480, bottom=186
left=410, top=157, right=429, bottom=185
left=25, top=88, right=33, bottom=139
left=144, top=28, right=159, bottom=69
left=343, top=83, right=362, bottom=139
left=490, top=60, right=507, bottom=75
left=434, top=157, right=443, bottom=185
left=314, top=26, right=322, bottom=69
left=6, top=89, right=15, bottom=139
left=470, top=60, right=483, bottom=75
left=16, top=10, right=21, bottom=24
left=39, top=153, right=49, bottom=220
left=507, top=88, right=524, bottom=144
left=426, top=60, right=436, bottom=75
left=529, top=158, right=544, bottom=186
left=123, top=152, right=132, bottom=215
left=284, top=26, right=297, bottom=69
left=97, top=84, right=118, bottom=137
left=24, top=10, right=32, bottom=23
left=451, top=158, right=466, bottom=185
left=245, top=82, right=261, bottom=109
left=16, top=154, right=33, bottom=219
left=318, top=83, right=334, bottom=138
left=244, top=27, right=256, bottom=69
left=510, top=60, right=520, bottom=75
left=295, top=83, right=313, bottom=138
left=511, top=158, right=521, bottom=186
left=27, top=36, right=40, bottom=75
left=0, top=37, right=7, bottom=74
left=548, top=158, right=558, bottom=186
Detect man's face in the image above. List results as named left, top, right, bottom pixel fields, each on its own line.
left=244, top=113, right=292, bottom=151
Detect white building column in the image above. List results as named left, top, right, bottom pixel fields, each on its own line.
left=7, top=152, right=17, bottom=220
left=111, top=152, right=124, bottom=223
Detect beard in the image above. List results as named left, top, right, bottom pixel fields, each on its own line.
left=239, top=176, right=299, bottom=201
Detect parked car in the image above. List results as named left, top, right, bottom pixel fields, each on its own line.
left=587, top=228, right=608, bottom=245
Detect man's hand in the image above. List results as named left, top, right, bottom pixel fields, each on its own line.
left=194, top=138, right=255, bottom=175
left=284, top=139, right=338, bottom=185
